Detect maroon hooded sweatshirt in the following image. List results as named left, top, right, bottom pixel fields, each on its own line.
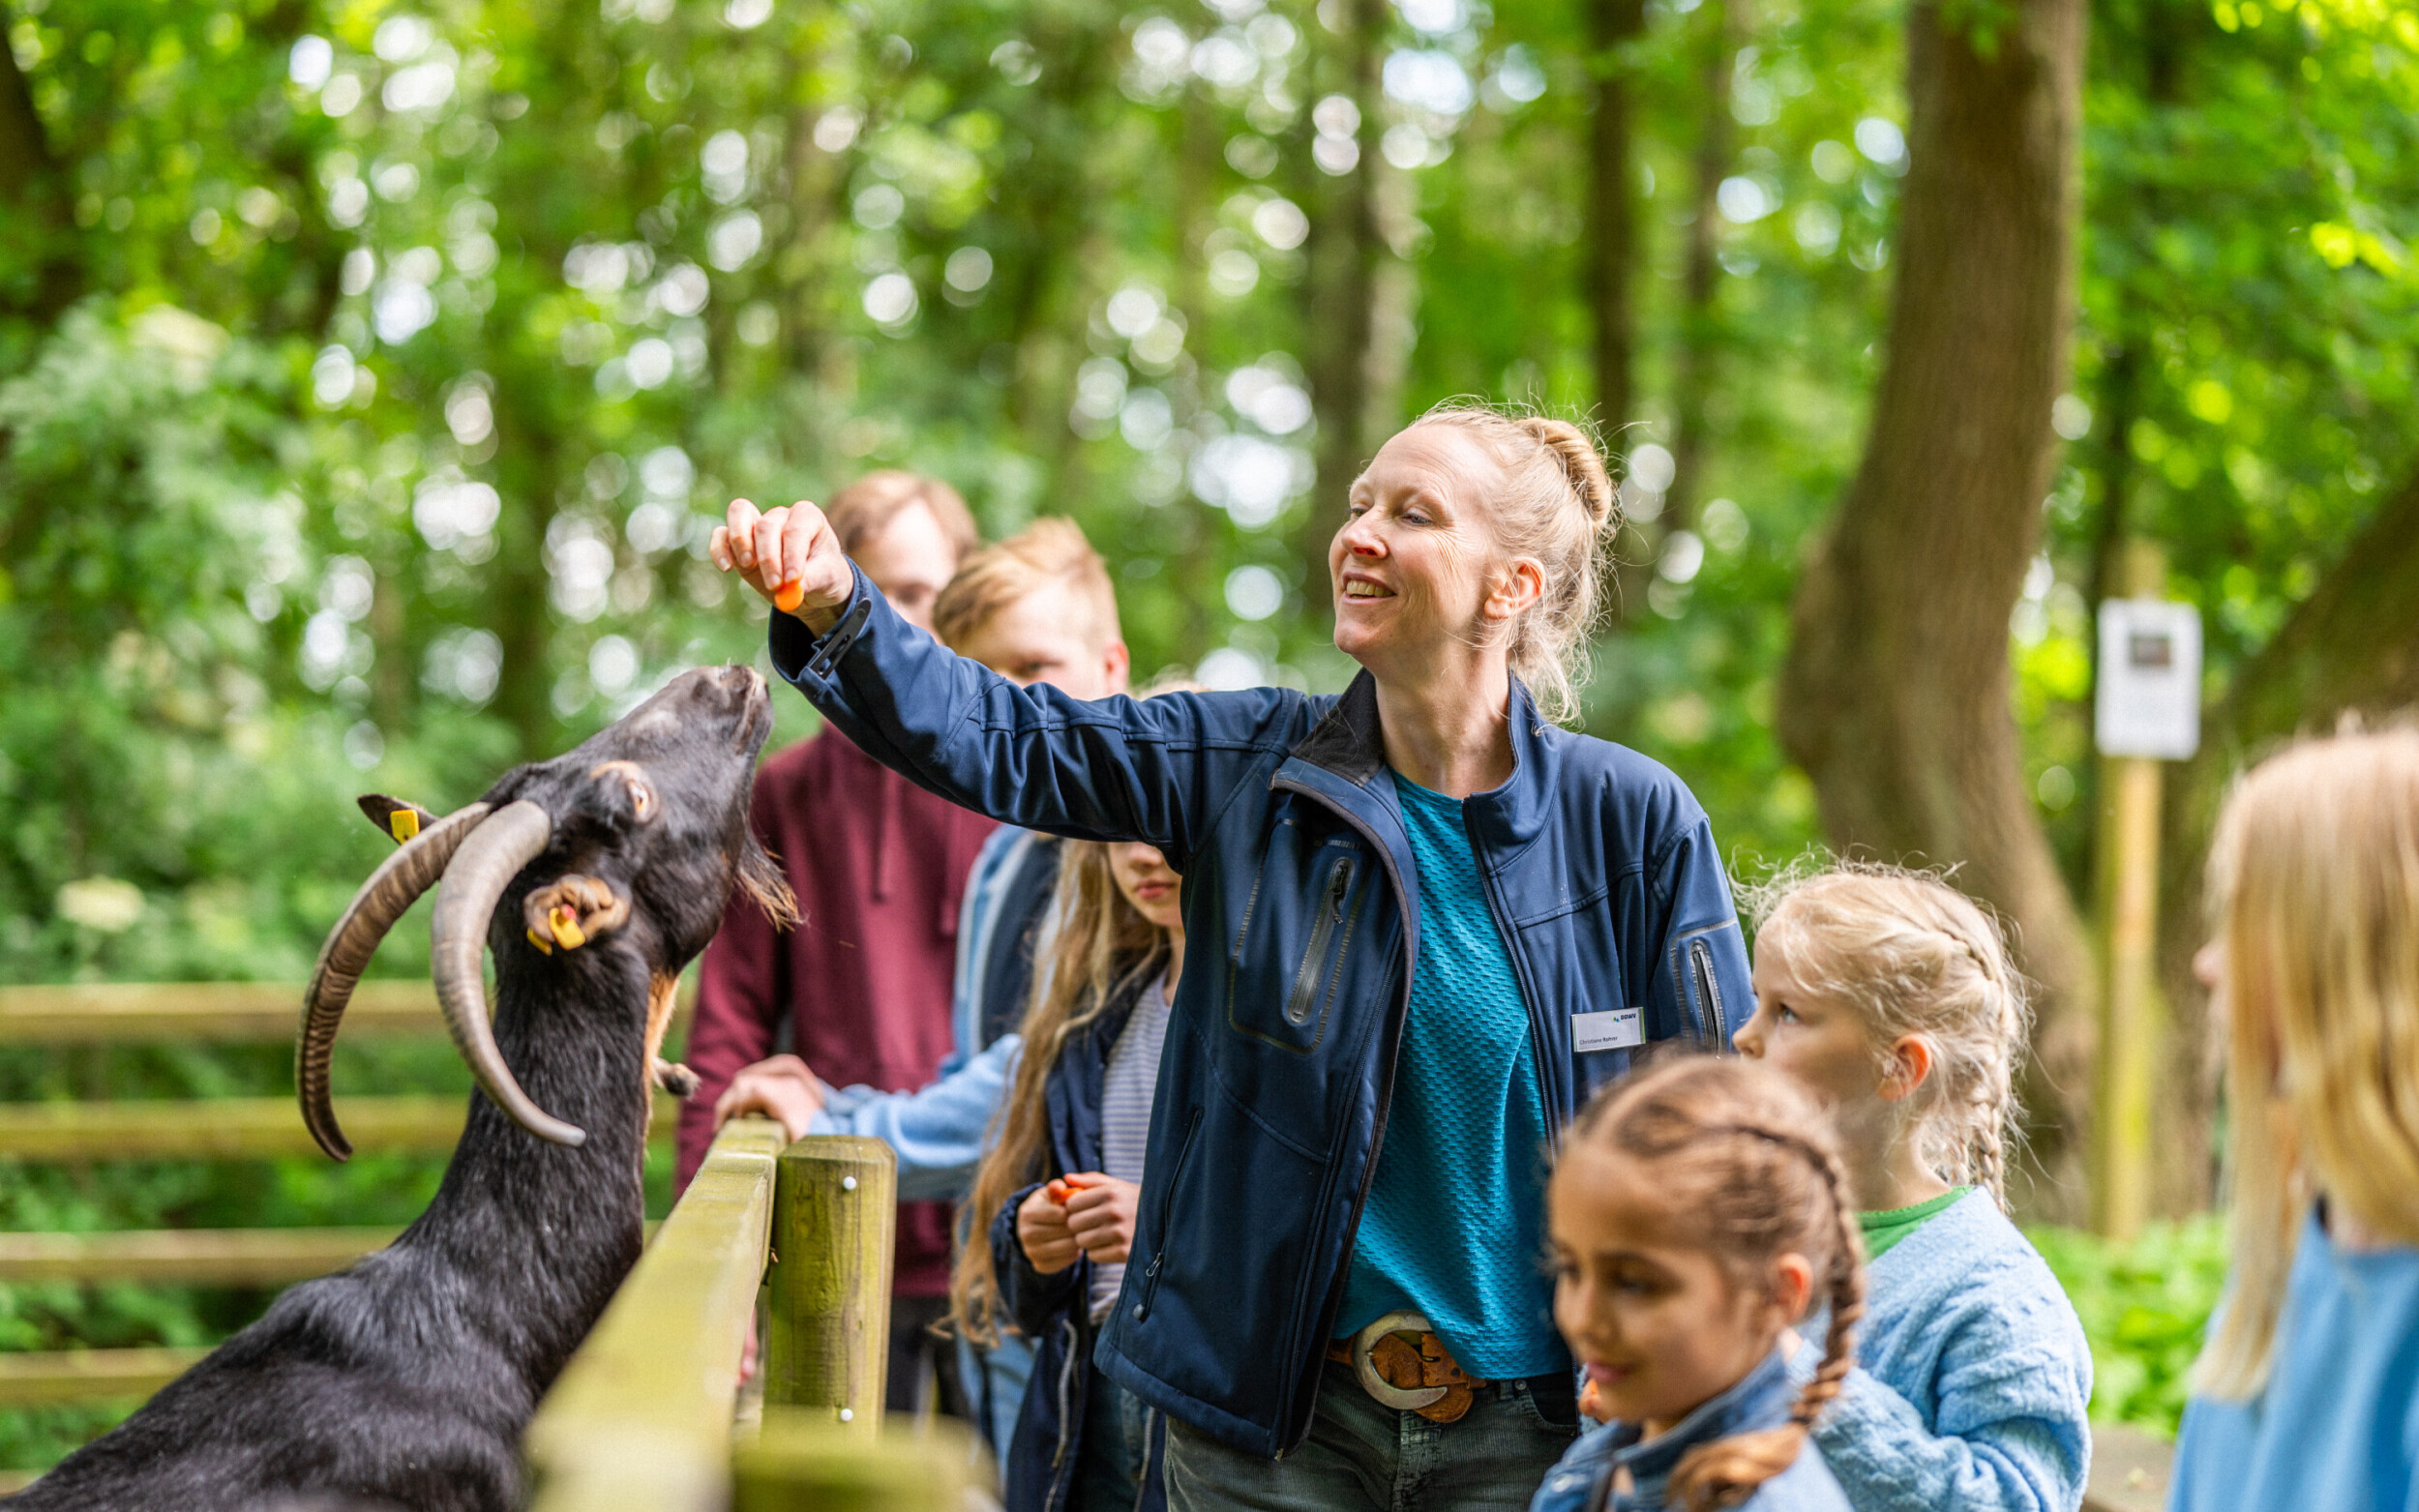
left=676, top=726, right=996, bottom=1298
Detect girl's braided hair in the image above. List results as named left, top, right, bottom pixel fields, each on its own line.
left=1568, top=1057, right=1867, bottom=1512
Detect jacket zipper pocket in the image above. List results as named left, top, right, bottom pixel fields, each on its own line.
left=1688, top=936, right=1726, bottom=1045
left=1130, top=1104, right=1204, bottom=1324
left=1284, top=855, right=1357, bottom=1027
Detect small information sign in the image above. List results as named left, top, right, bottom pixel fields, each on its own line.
left=2095, top=598, right=2202, bottom=760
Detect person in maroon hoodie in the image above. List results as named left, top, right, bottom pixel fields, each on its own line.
left=675, top=468, right=992, bottom=1415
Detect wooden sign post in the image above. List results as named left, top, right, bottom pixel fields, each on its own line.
left=2090, top=541, right=2200, bottom=1239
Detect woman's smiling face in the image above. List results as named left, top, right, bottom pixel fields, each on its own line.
left=1548, top=1142, right=1803, bottom=1433
left=1328, top=424, right=1513, bottom=674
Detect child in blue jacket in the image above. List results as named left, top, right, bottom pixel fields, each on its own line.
left=2167, top=729, right=2419, bottom=1511
left=1535, top=1056, right=1858, bottom=1512
left=1731, top=867, right=2091, bottom=1512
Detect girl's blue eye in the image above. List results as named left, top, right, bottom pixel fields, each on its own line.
left=1777, top=1003, right=1801, bottom=1024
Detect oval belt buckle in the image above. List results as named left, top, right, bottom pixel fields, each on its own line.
left=1352, top=1310, right=1447, bottom=1411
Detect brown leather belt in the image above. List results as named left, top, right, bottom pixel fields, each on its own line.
left=1327, top=1311, right=1482, bottom=1425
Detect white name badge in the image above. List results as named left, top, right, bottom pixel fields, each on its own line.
left=1571, top=1009, right=1644, bottom=1053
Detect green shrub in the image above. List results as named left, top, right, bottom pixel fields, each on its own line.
left=2027, top=1216, right=2230, bottom=1439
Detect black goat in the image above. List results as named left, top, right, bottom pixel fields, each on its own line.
left=9, top=665, right=791, bottom=1512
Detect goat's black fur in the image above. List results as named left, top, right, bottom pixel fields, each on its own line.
left=9, top=666, right=780, bottom=1512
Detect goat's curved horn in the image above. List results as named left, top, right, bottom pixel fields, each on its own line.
left=299, top=803, right=493, bottom=1161
left=429, top=800, right=587, bottom=1148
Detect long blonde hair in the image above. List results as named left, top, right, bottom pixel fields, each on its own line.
left=1751, top=864, right=2031, bottom=1204
left=950, top=840, right=1168, bottom=1347
left=2193, top=726, right=2419, bottom=1399
left=1567, top=1057, right=1865, bottom=1512
left=1408, top=401, right=1620, bottom=726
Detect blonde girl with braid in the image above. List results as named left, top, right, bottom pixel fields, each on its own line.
left=1533, top=1056, right=1860, bottom=1512
left=1730, top=867, right=2091, bottom=1512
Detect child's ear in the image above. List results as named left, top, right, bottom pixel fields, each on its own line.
left=1878, top=1034, right=1935, bottom=1102
left=1773, top=1252, right=1816, bottom=1324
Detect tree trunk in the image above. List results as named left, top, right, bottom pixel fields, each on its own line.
left=1585, top=0, right=1648, bottom=438
left=0, top=15, right=81, bottom=325
left=1305, top=0, right=1388, bottom=537
left=2153, top=465, right=2419, bottom=1209
left=1776, top=0, right=2091, bottom=1214
left=1617, top=0, right=1737, bottom=623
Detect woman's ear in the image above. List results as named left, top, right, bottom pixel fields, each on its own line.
left=1483, top=556, right=1545, bottom=624
left=1878, top=1033, right=1934, bottom=1102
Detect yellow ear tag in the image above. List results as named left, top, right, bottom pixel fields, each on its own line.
left=524, top=928, right=553, bottom=956
left=389, top=809, right=420, bottom=843
left=548, top=905, right=588, bottom=951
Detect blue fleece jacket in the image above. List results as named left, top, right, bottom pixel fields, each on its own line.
left=1532, top=1349, right=1850, bottom=1512
left=1790, top=1188, right=2091, bottom=1512
left=2169, top=1206, right=2419, bottom=1512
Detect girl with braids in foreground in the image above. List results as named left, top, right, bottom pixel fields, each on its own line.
left=1534, top=1057, right=1860, bottom=1512
left=1730, top=869, right=2090, bottom=1512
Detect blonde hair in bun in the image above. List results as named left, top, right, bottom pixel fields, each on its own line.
left=1411, top=400, right=1622, bottom=726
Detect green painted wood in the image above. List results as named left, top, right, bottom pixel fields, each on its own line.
left=0, top=1347, right=211, bottom=1407
left=0, top=1227, right=404, bottom=1285
left=732, top=1410, right=979, bottom=1512
left=0, top=1094, right=677, bottom=1161
left=524, top=1116, right=786, bottom=1512
left=762, top=1137, right=896, bottom=1430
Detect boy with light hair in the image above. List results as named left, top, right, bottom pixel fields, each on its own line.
left=714, top=516, right=1129, bottom=1453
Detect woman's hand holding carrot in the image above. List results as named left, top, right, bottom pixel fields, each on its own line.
left=709, top=497, right=854, bottom=631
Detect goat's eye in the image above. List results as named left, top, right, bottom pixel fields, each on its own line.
left=588, top=759, right=657, bottom=823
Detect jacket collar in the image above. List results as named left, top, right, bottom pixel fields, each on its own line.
left=1602, top=1347, right=1800, bottom=1506
left=1285, top=669, right=1561, bottom=853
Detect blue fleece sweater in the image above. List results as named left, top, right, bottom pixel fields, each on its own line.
left=1790, top=1188, right=2091, bottom=1512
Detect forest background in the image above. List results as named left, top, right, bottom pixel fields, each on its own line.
left=2, top=0, right=2415, bottom=1469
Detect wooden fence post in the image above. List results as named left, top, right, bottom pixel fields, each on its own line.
left=763, top=1136, right=895, bottom=1428
left=732, top=1411, right=977, bottom=1511
left=2092, top=539, right=2172, bottom=1240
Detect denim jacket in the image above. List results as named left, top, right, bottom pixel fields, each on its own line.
left=1531, top=1350, right=1851, bottom=1512
left=772, top=566, right=1753, bottom=1457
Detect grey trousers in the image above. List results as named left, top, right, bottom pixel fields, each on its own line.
left=1164, top=1360, right=1576, bottom=1512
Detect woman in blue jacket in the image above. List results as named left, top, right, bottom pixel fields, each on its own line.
left=712, top=406, right=1755, bottom=1510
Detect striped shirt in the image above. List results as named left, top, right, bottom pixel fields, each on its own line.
left=1088, top=975, right=1173, bottom=1323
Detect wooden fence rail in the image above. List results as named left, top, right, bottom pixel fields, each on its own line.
left=0, top=982, right=440, bottom=1044
left=0, top=1094, right=676, bottom=1164
left=0, top=1228, right=404, bottom=1286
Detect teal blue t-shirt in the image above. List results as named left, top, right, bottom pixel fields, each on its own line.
left=1335, top=772, right=1566, bottom=1380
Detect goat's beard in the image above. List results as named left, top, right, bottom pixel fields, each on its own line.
left=735, top=833, right=801, bottom=931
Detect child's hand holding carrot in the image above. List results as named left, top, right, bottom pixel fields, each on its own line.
left=1016, top=1182, right=1082, bottom=1275
left=1059, top=1173, right=1141, bottom=1265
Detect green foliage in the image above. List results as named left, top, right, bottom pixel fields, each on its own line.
left=4, top=0, right=2413, bottom=1473
left=2029, top=1216, right=2231, bottom=1438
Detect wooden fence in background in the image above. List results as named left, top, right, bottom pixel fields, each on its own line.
left=0, top=981, right=671, bottom=1409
